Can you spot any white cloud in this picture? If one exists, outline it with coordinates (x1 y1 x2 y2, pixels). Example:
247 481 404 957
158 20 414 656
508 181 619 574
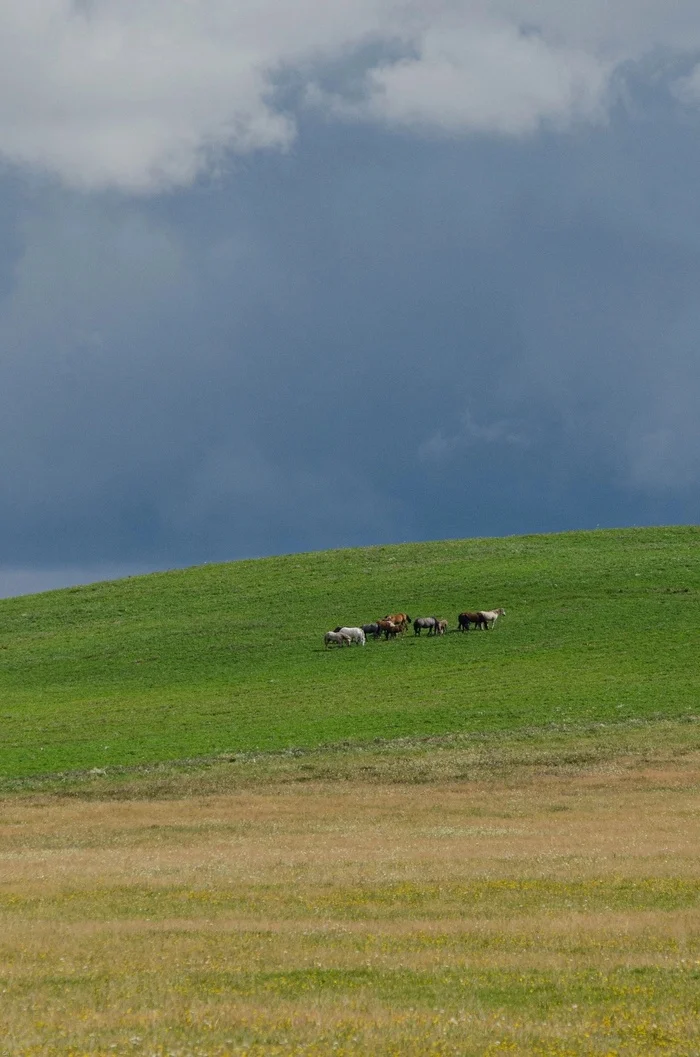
672 64 700 108
2 1 700 192
362 18 610 134
419 412 529 462
0 0 392 191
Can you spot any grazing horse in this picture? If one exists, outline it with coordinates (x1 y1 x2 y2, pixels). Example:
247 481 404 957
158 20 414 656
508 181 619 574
335 626 366 646
413 616 438 636
458 611 486 632
384 613 411 633
377 619 400 640
435 619 448 635
362 623 382 640
324 630 351 648
478 608 506 629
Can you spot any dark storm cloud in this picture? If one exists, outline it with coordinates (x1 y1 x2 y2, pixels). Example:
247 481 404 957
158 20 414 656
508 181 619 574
1 61 700 591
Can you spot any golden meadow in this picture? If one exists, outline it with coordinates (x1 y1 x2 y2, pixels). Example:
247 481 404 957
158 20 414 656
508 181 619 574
2 721 700 1055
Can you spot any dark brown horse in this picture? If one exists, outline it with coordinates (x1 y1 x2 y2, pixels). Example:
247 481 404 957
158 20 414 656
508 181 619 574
458 611 487 632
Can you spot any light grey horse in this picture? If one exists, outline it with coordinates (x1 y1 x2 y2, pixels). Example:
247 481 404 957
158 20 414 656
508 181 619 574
324 630 351 648
478 608 506 629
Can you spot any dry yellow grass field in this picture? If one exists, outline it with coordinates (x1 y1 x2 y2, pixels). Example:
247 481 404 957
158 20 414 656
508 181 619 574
2 723 700 1056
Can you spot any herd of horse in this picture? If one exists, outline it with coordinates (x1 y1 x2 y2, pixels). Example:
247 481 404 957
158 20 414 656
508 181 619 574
324 609 506 648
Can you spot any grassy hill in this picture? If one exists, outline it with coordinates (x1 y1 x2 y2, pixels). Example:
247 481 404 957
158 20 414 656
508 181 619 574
1 525 699 779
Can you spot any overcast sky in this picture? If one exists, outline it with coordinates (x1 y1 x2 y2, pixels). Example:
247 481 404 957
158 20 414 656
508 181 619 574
1 0 699 597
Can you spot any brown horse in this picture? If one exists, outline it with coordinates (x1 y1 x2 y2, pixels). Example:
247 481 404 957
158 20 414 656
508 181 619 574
384 613 411 632
458 611 487 632
377 619 401 640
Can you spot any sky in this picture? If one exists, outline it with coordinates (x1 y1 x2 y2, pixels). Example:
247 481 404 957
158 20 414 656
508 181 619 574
1 0 700 597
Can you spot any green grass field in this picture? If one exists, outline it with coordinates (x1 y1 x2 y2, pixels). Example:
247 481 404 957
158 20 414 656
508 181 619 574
1 525 699 779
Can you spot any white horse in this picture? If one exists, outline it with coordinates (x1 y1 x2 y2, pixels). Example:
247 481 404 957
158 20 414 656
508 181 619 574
478 608 506 629
336 627 366 646
324 630 351 648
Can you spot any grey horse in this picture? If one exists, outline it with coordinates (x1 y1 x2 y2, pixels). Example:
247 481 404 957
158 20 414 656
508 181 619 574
413 616 438 636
